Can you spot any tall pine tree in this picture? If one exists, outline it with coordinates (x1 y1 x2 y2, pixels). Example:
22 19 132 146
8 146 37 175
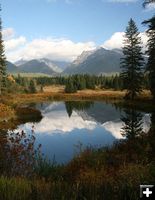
29 79 37 93
0 5 7 95
120 19 144 100
143 17 155 100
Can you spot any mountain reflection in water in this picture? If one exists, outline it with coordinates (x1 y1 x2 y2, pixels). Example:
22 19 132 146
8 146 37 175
16 101 150 163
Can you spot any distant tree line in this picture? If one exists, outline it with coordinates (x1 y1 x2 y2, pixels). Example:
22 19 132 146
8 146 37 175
6 74 124 94
64 74 122 93
35 76 67 86
35 74 150 93
35 74 123 93
14 74 37 93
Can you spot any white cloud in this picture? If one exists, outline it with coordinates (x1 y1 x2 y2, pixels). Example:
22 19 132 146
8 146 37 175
102 31 148 50
4 36 27 52
139 32 148 48
2 28 15 40
102 32 125 49
145 3 155 11
2 28 27 53
5 36 96 62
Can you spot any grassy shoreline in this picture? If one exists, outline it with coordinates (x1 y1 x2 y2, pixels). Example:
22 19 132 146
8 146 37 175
0 88 154 121
0 88 152 104
1 90 125 105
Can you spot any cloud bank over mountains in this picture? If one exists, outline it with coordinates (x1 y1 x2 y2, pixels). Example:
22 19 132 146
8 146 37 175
3 28 96 62
3 27 148 62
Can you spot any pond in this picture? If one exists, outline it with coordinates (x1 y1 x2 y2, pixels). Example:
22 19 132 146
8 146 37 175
9 101 151 164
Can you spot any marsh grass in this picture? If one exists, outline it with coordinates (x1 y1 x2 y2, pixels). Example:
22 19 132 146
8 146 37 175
1 132 155 200
0 103 15 121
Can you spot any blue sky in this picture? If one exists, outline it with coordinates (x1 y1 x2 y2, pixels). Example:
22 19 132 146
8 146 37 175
1 0 155 62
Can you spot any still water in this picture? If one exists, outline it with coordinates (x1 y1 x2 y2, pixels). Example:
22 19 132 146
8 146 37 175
16 101 150 164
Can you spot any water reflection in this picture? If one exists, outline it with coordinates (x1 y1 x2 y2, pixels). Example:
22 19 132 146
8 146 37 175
14 101 151 163
121 109 144 139
65 101 94 117
0 107 42 132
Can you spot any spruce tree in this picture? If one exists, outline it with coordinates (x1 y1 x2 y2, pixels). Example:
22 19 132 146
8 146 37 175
0 6 7 95
143 16 155 100
120 19 144 100
65 78 77 93
29 79 37 93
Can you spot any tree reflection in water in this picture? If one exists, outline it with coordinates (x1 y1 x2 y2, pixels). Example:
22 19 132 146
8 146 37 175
65 101 94 117
121 108 143 139
120 108 147 163
120 107 155 165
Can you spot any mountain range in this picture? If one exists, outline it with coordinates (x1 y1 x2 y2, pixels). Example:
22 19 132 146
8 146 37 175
17 59 58 75
7 59 70 75
6 61 21 73
6 48 124 75
63 47 123 75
